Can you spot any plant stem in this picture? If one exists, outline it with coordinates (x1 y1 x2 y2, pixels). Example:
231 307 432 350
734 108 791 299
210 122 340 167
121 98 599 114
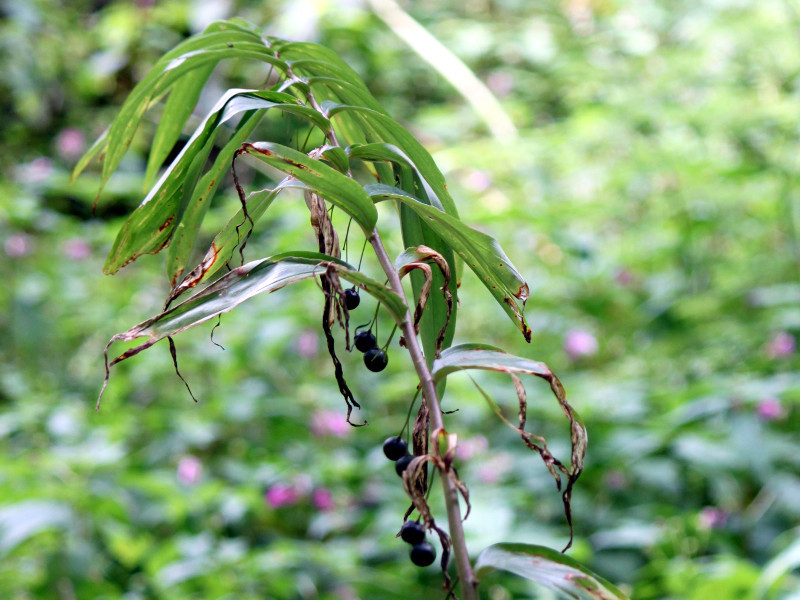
282 57 479 594
369 229 479 599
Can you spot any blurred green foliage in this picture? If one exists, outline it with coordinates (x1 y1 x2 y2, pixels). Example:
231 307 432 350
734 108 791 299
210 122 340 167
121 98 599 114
2 0 800 598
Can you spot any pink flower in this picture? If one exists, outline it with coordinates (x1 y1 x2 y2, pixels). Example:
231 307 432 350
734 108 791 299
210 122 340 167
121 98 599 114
464 170 492 193
63 238 91 261
56 128 86 162
311 487 335 511
294 329 319 358
176 455 203 485
475 453 512 485
756 397 785 421
4 234 33 257
486 71 514 97
766 332 795 359
698 506 727 530
564 329 598 360
265 483 300 509
310 409 351 438
456 435 488 461
16 157 53 183
614 269 634 286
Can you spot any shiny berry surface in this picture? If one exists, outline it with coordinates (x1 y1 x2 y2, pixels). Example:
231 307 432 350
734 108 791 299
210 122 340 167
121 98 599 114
400 520 426 545
344 288 360 310
395 454 413 476
364 347 388 372
354 330 377 353
383 436 408 461
410 542 436 567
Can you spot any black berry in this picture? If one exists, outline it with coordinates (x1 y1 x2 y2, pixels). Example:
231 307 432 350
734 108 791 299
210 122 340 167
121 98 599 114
383 436 408 461
400 520 426 545
364 347 388 372
354 330 377 353
410 542 436 567
344 288 360 310
395 454 413 476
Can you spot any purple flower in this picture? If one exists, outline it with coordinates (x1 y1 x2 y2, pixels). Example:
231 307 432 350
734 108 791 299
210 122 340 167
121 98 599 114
311 487 335 511
310 409 351 438
176 455 203 486
756 397 785 421
265 483 300 509
614 269 634 286
564 329 598 360
766 332 795 359
486 71 514 97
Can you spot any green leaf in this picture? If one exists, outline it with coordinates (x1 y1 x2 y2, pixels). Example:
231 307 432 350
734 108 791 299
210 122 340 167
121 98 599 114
346 141 464 363
239 142 378 231
75 20 282 187
102 90 329 275
164 108 263 287
475 543 629 600
144 62 216 190
367 184 531 341
104 253 405 367
432 343 551 382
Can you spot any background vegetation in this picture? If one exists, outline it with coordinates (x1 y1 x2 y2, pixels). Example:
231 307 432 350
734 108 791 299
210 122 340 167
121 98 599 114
2 0 800 598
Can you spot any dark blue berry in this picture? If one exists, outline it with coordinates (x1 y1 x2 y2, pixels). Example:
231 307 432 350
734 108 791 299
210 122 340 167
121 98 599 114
410 541 436 566
383 436 408 461
344 288 360 310
400 520 426 545
364 347 388 372
354 330 377 353
395 454 413 476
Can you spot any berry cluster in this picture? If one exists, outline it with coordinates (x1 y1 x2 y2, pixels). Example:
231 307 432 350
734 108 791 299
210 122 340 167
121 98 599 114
354 330 388 372
383 437 436 567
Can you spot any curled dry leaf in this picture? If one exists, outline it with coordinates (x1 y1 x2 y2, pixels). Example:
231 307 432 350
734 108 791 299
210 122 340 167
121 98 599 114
395 245 453 357
319 265 363 426
432 344 587 551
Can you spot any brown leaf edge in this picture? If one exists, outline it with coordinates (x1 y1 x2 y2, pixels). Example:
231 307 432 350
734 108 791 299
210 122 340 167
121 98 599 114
468 373 585 552
396 245 453 357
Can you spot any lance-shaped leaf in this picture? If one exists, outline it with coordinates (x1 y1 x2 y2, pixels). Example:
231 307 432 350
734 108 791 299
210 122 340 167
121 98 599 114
99 253 405 404
346 142 459 365
238 142 378 231
103 90 330 275
144 62 216 190
73 20 284 186
475 544 629 600
164 108 263 287
432 343 587 550
368 185 531 341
